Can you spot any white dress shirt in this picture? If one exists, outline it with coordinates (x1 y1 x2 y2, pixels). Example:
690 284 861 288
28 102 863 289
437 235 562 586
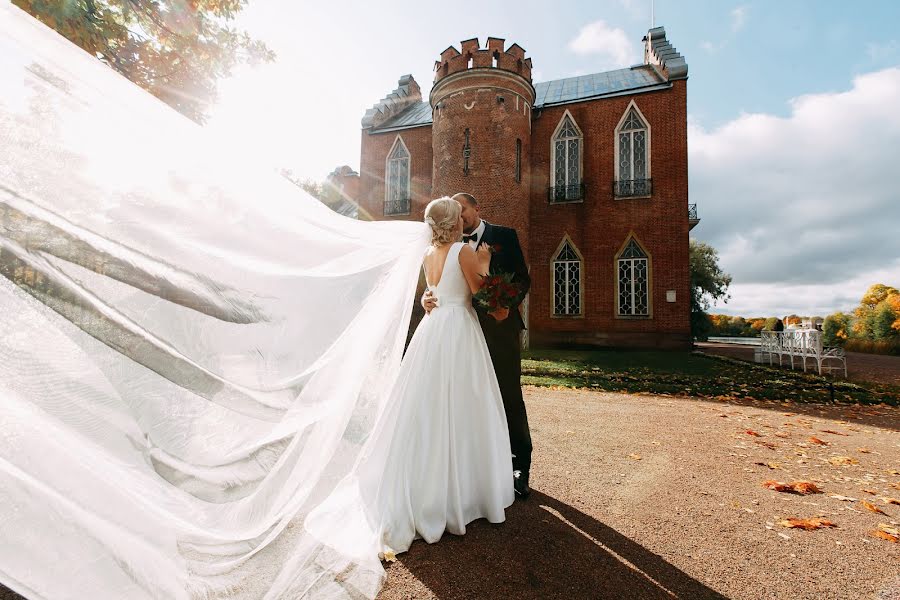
466 220 486 249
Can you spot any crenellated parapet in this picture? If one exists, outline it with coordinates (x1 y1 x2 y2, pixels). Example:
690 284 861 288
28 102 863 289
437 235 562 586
643 27 687 80
361 75 422 130
433 36 533 84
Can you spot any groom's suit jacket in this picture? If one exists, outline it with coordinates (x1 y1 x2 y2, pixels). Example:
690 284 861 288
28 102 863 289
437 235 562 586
474 221 531 331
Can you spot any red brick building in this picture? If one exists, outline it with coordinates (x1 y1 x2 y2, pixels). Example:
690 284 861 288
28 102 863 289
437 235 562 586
332 27 699 350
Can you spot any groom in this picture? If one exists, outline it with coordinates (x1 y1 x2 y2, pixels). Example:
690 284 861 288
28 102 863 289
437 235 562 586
423 192 533 498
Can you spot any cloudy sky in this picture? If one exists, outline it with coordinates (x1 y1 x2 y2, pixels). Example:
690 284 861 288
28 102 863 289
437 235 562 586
206 0 900 318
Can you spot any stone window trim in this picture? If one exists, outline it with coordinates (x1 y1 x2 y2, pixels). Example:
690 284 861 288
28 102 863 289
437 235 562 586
549 110 584 204
614 233 653 319
551 234 585 319
614 100 652 199
384 135 411 216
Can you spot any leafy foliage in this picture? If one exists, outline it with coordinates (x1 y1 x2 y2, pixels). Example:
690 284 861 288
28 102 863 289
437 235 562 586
15 0 274 122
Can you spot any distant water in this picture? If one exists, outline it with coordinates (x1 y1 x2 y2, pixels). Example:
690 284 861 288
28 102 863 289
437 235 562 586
707 336 761 346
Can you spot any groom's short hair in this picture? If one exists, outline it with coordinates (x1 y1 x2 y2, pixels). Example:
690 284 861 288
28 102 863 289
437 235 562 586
452 192 478 207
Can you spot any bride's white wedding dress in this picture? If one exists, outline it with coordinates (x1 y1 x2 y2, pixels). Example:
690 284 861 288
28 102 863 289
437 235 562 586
309 242 514 557
0 7 513 599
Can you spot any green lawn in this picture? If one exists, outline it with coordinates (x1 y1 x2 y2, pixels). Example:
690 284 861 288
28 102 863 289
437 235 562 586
521 349 900 406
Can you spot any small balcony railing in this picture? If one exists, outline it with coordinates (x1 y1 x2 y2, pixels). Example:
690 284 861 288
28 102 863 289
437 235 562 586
384 198 410 216
614 178 652 198
548 183 585 203
688 203 700 230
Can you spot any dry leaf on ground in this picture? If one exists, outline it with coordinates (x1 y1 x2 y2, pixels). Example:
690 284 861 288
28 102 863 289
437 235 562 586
745 430 762 437
859 500 888 515
764 480 823 495
628 453 641 460
821 430 849 436
862 489 878 495
808 436 829 446
870 530 899 543
857 448 872 453
755 461 782 470
829 456 859 466
779 517 837 530
881 497 900 506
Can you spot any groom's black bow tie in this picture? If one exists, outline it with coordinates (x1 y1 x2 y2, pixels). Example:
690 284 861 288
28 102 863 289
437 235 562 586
462 234 478 244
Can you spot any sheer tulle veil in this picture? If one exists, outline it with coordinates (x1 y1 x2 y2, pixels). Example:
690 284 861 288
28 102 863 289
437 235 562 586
0 5 431 598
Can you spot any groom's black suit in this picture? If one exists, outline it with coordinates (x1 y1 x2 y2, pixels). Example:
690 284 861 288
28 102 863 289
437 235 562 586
473 221 533 480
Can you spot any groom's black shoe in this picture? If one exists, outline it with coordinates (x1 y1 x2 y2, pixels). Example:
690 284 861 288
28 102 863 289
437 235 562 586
513 470 530 499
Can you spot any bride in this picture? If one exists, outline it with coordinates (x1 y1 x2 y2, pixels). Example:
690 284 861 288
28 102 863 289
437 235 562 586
307 197 514 560
0 5 513 599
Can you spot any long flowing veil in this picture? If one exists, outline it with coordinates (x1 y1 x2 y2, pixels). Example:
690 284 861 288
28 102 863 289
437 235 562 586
0 5 431 599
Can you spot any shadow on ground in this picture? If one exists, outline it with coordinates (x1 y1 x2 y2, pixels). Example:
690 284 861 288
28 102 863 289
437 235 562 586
379 490 727 600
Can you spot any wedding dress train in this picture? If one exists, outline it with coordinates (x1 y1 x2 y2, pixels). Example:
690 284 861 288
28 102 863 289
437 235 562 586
0 6 512 599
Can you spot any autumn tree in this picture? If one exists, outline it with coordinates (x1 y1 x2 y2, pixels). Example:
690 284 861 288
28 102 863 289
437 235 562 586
823 312 850 346
14 0 274 123
689 240 732 341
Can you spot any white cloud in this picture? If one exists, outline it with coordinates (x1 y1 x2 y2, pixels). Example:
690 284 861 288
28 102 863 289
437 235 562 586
568 20 636 69
731 5 748 33
690 67 900 317
700 40 722 54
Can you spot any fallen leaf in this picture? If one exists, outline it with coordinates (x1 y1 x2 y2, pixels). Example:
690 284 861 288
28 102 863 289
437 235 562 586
829 457 859 466
880 497 900 506
808 437 829 446
628 453 642 460
774 432 791 439
869 530 899 543
755 440 779 450
779 517 837 530
828 494 858 502
878 523 900 536
821 430 849 436
381 550 397 562
859 500 888 515
862 489 878 495
745 430 762 437
891 482 900 490
888 470 900 476
857 448 872 454
764 480 823 495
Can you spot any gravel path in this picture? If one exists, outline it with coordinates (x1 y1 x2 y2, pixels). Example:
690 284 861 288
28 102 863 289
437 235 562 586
696 341 900 387
3 387 898 600
378 387 900 600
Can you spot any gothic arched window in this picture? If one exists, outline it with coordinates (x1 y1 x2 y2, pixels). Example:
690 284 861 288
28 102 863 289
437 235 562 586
385 137 410 215
615 103 651 197
550 113 583 202
552 237 583 316
617 237 650 317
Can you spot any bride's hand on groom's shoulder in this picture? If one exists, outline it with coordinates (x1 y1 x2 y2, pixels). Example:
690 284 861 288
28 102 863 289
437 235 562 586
422 289 438 314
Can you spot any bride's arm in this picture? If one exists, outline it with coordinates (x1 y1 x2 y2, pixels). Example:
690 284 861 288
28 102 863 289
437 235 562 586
458 244 490 294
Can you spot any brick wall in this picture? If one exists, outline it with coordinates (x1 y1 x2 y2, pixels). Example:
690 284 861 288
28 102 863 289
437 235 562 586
358 125 434 221
527 80 690 349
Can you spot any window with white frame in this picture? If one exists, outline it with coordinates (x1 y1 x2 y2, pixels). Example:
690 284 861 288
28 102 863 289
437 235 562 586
615 106 650 197
553 239 582 316
385 138 410 215
551 114 582 202
617 238 649 316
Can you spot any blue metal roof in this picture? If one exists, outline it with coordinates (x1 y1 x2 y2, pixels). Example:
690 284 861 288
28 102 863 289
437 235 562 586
533 65 666 107
369 65 668 133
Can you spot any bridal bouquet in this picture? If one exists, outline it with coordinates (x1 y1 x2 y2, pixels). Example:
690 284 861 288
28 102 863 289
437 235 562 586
474 271 519 312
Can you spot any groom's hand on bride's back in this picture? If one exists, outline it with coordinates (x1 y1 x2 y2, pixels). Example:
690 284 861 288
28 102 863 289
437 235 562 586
422 289 438 314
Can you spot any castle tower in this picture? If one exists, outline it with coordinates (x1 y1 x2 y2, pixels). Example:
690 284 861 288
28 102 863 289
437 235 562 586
430 37 535 258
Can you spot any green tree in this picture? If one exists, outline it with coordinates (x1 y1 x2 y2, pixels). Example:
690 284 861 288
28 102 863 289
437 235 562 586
823 312 850 346
690 240 732 341
15 0 274 123
872 302 898 340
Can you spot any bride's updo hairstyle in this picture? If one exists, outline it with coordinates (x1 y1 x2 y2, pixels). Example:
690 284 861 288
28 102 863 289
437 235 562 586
424 197 461 246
